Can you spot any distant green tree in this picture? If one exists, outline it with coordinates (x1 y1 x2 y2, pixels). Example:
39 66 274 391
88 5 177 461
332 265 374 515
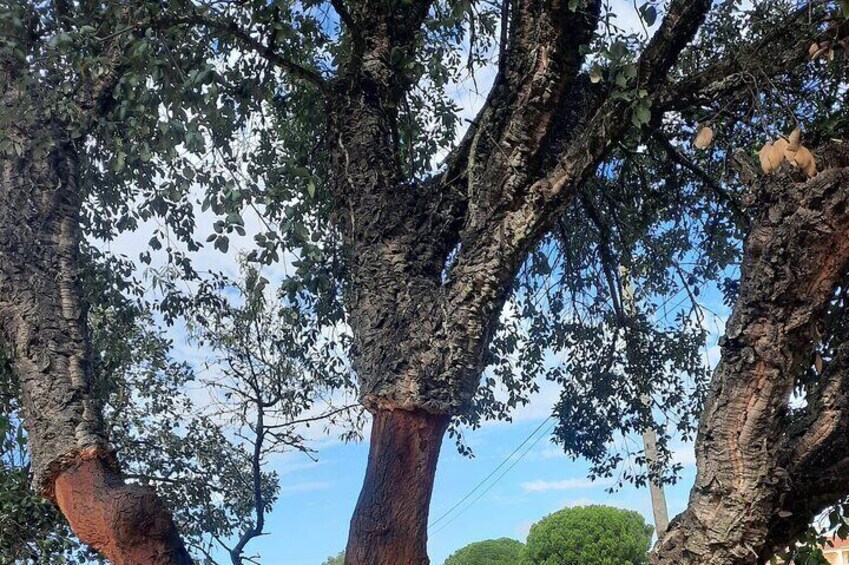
521 505 652 565
322 551 345 565
444 538 524 565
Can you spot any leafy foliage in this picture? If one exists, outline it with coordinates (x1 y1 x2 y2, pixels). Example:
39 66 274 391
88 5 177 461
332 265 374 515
181 263 363 560
521 505 652 565
443 537 524 565
322 552 345 565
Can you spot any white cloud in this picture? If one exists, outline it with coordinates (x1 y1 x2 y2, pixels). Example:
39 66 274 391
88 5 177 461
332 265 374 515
516 521 534 541
278 480 333 494
559 497 603 508
537 446 566 460
671 444 696 468
520 478 610 493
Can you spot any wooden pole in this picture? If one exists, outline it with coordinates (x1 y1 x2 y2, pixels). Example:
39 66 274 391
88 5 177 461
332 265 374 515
619 266 670 535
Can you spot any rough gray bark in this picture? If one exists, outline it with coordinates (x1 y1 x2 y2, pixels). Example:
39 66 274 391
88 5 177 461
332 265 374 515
0 7 194 560
0 125 192 564
330 0 716 413
651 147 849 565
0 132 104 494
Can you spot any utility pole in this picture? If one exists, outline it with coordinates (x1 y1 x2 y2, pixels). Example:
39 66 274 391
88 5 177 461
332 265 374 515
619 266 670 536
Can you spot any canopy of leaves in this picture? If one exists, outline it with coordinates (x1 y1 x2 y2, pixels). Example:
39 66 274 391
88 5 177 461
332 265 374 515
443 537 524 565
520 505 652 565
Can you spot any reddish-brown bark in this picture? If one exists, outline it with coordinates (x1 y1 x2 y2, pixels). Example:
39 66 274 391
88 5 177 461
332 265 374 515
345 409 449 565
54 453 192 565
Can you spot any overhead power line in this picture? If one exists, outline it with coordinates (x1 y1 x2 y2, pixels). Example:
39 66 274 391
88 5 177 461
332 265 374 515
429 417 556 536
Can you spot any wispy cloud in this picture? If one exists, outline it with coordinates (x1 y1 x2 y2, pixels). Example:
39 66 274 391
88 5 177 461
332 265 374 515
516 521 534 540
671 445 696 468
560 497 602 508
520 478 609 493
536 446 565 460
278 481 333 494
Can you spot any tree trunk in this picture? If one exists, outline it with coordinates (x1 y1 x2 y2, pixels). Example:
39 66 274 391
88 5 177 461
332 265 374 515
0 133 191 564
345 409 450 565
55 456 192 565
652 156 849 565
641 415 669 536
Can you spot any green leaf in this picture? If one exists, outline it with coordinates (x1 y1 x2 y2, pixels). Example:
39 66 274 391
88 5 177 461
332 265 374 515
609 40 628 61
139 144 151 162
214 236 230 253
615 72 628 88
640 4 657 27
632 106 650 127
112 151 126 172
226 212 244 226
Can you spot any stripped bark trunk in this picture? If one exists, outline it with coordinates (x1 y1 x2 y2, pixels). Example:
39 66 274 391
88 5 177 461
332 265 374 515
651 150 849 564
345 409 449 565
0 131 191 565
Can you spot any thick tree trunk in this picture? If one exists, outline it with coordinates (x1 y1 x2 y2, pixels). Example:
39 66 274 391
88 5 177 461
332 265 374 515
55 456 191 565
652 156 849 565
0 134 191 564
330 1 711 562
345 409 449 565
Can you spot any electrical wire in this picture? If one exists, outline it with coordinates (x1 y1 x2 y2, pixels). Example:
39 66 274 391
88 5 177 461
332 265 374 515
428 418 557 536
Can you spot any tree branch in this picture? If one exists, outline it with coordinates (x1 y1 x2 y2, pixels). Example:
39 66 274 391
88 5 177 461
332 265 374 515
174 13 327 91
444 0 711 301
657 2 825 112
652 131 748 228
329 0 358 37
229 403 265 565
74 6 136 118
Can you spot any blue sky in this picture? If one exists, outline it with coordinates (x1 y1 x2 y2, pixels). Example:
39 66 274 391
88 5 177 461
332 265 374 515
242 407 699 565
